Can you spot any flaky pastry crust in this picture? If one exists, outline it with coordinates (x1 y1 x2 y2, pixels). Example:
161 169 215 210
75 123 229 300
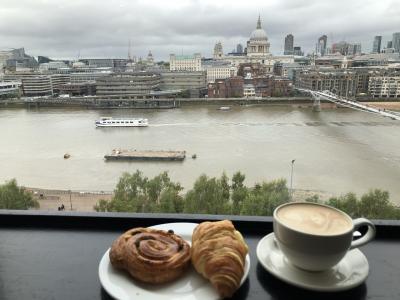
109 227 191 284
191 220 248 298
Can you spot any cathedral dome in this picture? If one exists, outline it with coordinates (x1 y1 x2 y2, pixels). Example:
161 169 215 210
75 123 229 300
250 29 268 40
249 15 268 41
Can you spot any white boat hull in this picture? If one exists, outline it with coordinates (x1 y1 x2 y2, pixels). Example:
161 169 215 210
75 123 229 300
95 118 148 127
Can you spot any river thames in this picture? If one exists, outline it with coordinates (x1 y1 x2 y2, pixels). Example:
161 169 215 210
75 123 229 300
1 105 400 204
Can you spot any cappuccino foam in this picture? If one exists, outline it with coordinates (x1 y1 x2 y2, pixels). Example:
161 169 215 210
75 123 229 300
276 203 352 235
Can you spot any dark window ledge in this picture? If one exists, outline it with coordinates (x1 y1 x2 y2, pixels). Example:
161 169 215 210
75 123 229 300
1 210 400 300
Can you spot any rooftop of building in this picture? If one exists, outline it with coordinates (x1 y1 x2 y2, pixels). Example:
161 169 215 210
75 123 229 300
170 54 201 60
352 53 400 61
202 60 232 67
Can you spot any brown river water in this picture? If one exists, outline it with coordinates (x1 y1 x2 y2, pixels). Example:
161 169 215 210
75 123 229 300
1 105 399 204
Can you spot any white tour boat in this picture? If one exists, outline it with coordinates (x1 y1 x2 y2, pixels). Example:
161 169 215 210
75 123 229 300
95 117 149 127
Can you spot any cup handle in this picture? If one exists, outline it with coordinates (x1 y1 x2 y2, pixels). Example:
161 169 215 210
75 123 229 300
349 218 376 250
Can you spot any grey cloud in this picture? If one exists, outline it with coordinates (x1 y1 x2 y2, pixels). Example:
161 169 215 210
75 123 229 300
0 0 399 60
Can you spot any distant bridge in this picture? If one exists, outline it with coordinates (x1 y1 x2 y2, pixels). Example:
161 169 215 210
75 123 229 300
296 88 400 121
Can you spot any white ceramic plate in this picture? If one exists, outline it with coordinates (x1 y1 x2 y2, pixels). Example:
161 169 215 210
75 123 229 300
256 233 369 292
99 222 251 300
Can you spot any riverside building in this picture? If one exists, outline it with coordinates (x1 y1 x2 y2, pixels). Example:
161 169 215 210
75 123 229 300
160 71 207 97
207 76 244 98
369 71 400 98
20 74 70 96
95 72 161 98
295 70 357 97
70 71 111 84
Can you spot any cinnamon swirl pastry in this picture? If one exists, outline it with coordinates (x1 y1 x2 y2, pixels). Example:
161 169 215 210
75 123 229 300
109 227 191 284
191 220 248 298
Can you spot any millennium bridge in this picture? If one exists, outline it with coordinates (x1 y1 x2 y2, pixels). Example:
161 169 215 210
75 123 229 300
296 88 400 121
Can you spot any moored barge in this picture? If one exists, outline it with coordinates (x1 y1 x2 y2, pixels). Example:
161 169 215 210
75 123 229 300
104 149 186 161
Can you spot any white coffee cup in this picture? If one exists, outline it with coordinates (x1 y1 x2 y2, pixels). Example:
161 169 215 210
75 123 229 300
273 202 376 271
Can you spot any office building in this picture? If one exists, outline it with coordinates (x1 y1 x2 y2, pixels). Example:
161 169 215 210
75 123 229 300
369 72 400 98
284 34 294 55
317 35 328 56
22 76 53 96
160 71 206 91
96 72 161 97
70 71 111 84
236 44 243 54
293 46 304 56
331 41 362 56
372 36 382 53
273 62 303 80
20 74 70 96
353 43 362 55
295 70 357 97
352 52 400 67
393 32 400 52
58 82 96 96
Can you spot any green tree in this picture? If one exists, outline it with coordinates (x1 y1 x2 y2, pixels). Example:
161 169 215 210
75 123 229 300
184 173 231 214
240 178 289 216
358 189 396 219
93 199 109 212
327 193 359 217
231 172 248 215
95 171 182 213
326 190 400 220
159 188 184 213
0 179 39 210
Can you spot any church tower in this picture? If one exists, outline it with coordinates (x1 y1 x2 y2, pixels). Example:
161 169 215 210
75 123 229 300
213 41 223 59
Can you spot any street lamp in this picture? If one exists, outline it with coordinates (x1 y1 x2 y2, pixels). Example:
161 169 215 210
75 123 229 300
69 190 72 210
290 159 296 201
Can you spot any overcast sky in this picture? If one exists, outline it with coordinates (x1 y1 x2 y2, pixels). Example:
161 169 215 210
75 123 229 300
1 0 399 60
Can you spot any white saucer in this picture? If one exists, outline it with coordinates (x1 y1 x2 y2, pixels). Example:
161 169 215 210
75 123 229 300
99 222 251 300
256 233 369 292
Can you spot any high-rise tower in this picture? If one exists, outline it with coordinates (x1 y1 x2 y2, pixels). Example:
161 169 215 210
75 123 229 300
317 35 327 56
284 34 294 55
372 36 382 53
393 32 400 52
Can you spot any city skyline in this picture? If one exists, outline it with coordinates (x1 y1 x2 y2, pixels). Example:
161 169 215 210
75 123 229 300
0 0 399 60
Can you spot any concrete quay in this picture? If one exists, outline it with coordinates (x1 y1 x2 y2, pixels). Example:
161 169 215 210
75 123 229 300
0 96 313 109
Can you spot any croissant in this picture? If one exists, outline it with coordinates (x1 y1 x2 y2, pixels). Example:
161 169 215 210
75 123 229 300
191 220 249 298
109 227 191 284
